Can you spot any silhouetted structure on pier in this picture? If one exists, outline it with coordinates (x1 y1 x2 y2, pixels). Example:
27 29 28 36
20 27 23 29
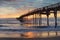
17 2 60 28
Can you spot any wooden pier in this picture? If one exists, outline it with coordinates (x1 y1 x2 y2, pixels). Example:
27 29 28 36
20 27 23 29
17 2 60 28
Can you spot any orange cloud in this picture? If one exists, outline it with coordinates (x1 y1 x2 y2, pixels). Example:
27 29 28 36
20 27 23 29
0 7 60 18
0 8 35 18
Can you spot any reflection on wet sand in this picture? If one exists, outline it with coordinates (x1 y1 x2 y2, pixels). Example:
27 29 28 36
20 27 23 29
23 32 37 38
21 31 60 38
0 31 60 38
0 33 20 38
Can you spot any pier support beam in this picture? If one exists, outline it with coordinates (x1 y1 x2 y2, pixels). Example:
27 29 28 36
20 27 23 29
33 14 35 26
35 14 37 26
47 14 49 26
39 13 42 26
54 10 57 28
46 10 50 26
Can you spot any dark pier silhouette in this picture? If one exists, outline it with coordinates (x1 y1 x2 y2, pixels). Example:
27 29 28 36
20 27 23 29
17 2 60 28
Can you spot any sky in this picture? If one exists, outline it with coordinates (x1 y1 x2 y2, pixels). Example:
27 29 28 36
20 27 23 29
0 0 60 18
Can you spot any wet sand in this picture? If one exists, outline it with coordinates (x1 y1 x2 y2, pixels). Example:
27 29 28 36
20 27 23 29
0 36 60 40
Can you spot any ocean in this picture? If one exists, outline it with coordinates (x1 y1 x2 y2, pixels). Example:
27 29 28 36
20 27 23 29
0 18 60 38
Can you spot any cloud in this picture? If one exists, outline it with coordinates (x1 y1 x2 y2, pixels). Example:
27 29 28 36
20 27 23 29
0 7 17 14
0 0 15 1
0 6 35 18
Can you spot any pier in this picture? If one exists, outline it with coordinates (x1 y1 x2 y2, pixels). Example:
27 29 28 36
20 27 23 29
17 2 60 28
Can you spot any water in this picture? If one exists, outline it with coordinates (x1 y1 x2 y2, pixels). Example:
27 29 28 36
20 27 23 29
0 18 60 38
